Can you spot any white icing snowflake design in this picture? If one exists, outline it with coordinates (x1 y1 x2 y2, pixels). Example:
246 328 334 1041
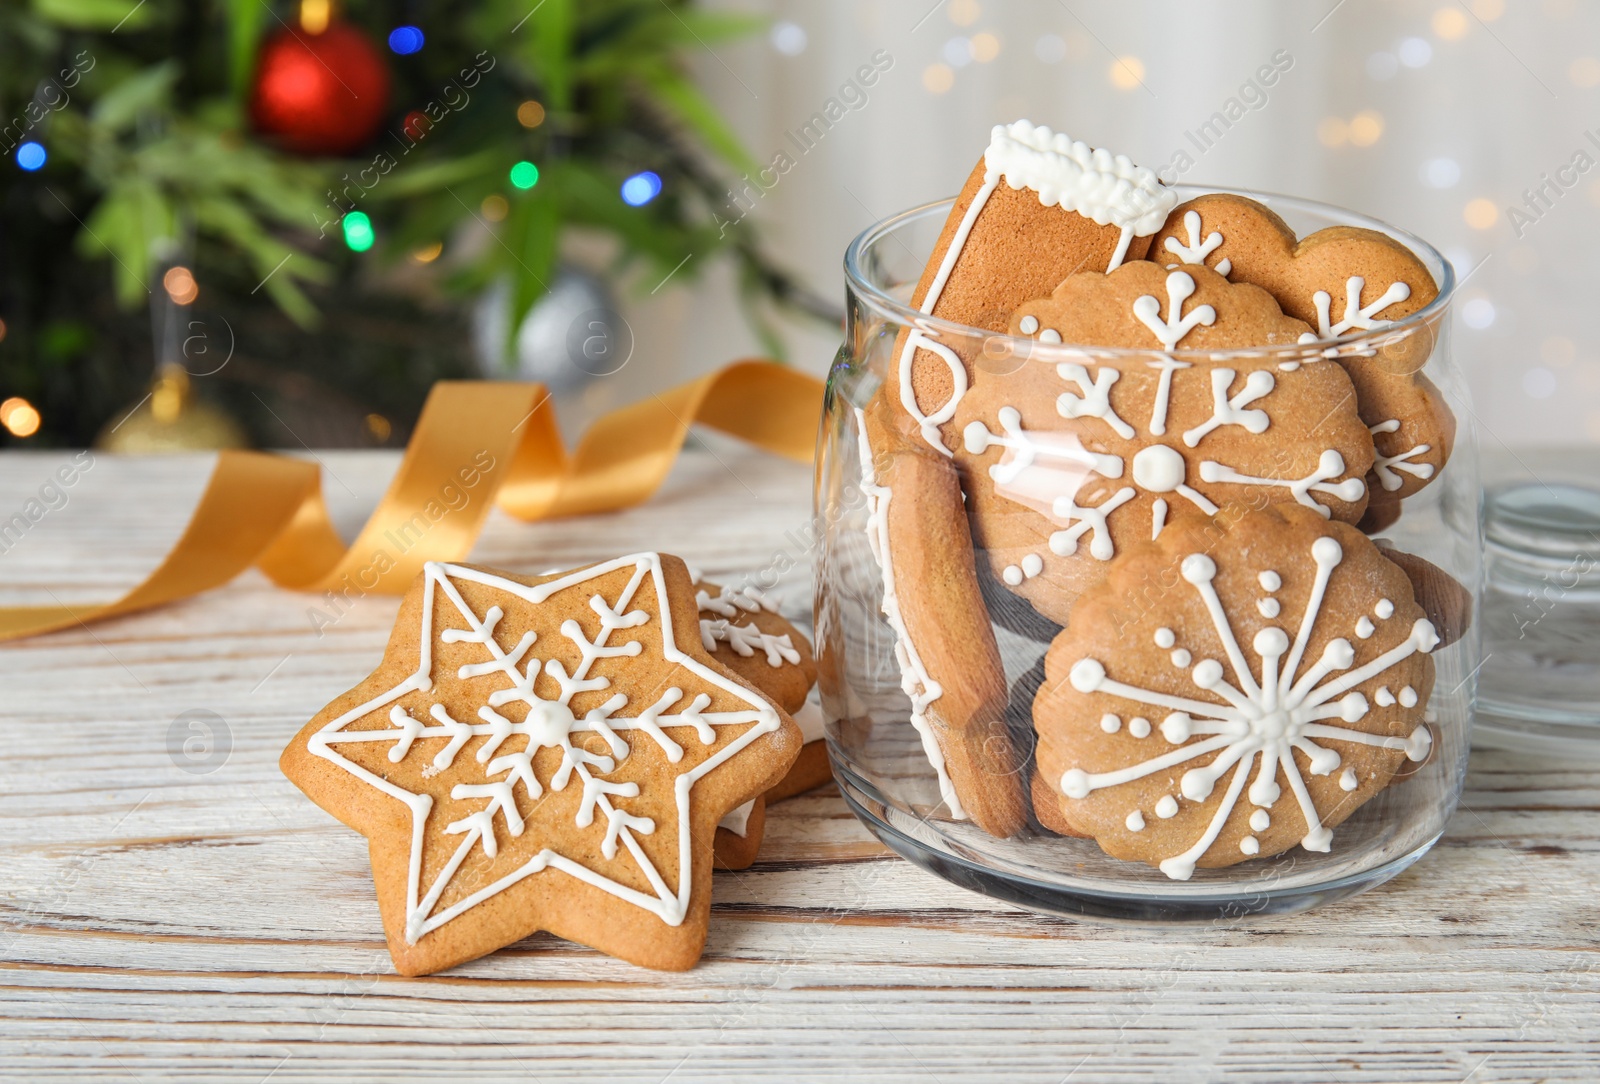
306 556 781 943
1060 535 1437 880
963 270 1367 578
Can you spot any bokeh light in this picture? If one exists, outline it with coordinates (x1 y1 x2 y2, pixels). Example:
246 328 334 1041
163 266 199 305
1398 37 1433 67
411 241 443 264
1035 34 1066 64
1570 57 1600 87
971 32 1001 63
1432 7 1469 40
510 161 540 189
403 111 431 141
1109 56 1145 90
770 21 807 55
621 171 662 207
16 142 45 171
481 194 509 222
922 63 954 94
948 0 980 27
1464 198 1499 229
1462 297 1497 329
1421 157 1461 188
1523 366 1556 398
1348 110 1385 146
364 413 393 442
299 0 329 34
342 211 375 252
388 26 424 55
0 397 40 438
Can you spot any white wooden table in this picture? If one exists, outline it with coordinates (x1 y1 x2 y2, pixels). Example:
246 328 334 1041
1 447 1596 1083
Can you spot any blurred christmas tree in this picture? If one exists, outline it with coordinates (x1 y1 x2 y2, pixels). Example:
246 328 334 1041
0 0 830 448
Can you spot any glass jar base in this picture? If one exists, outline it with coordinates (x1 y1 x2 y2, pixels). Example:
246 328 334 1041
833 753 1443 926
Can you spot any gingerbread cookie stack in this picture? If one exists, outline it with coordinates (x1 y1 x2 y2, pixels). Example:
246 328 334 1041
854 121 1467 878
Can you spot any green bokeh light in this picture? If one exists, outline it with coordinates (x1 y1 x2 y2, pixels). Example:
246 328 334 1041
509 160 540 189
342 211 375 252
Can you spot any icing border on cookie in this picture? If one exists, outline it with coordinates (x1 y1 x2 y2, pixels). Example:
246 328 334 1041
855 408 965 818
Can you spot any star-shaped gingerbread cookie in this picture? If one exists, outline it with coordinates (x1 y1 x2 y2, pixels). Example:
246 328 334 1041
280 554 801 974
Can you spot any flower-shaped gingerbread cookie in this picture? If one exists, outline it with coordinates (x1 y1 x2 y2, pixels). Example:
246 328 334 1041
1148 194 1454 505
280 555 800 974
953 262 1375 625
1034 506 1437 879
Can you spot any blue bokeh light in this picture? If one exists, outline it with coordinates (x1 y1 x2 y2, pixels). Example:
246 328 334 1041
388 26 425 55
16 142 46 171
620 171 662 207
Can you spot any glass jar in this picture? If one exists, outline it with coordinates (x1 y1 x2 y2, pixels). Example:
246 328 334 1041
815 187 1481 921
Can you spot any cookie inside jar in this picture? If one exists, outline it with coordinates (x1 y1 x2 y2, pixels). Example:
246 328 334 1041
842 120 1470 890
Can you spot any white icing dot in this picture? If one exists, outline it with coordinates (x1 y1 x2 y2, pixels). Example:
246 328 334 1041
1375 686 1396 707
1019 314 1040 335
1399 685 1418 707
1240 836 1260 855
1339 768 1359 791
1355 616 1376 639
1153 627 1176 649
1155 795 1179 819
1021 553 1044 577
1160 713 1192 743
1192 659 1224 688
1126 810 1145 832
1002 565 1024 586
1170 648 1192 668
1258 570 1281 591
1061 769 1091 799
1253 627 1289 656
1131 444 1188 493
1375 598 1395 619
1070 659 1106 692
1129 717 1152 738
1257 597 1281 618
1100 713 1122 734
1039 328 1062 343
1181 554 1217 584
1249 809 1270 832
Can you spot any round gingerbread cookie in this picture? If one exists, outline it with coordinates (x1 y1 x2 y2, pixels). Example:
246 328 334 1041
1034 505 1438 880
1147 193 1455 514
953 262 1375 625
879 121 1176 455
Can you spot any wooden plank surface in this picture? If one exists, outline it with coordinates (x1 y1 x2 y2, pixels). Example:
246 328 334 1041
0 447 1596 1083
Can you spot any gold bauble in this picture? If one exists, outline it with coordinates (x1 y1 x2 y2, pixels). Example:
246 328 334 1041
97 365 249 453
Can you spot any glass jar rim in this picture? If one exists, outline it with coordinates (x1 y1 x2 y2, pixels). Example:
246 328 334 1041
842 183 1458 363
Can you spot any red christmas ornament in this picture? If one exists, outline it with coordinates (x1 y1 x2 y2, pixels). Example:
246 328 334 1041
249 22 391 156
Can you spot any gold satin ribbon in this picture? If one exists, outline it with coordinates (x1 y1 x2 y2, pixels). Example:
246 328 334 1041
0 360 823 641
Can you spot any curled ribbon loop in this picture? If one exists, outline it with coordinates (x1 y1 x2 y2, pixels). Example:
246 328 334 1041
0 360 823 641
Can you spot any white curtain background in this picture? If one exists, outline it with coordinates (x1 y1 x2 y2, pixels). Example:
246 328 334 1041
600 0 1597 451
